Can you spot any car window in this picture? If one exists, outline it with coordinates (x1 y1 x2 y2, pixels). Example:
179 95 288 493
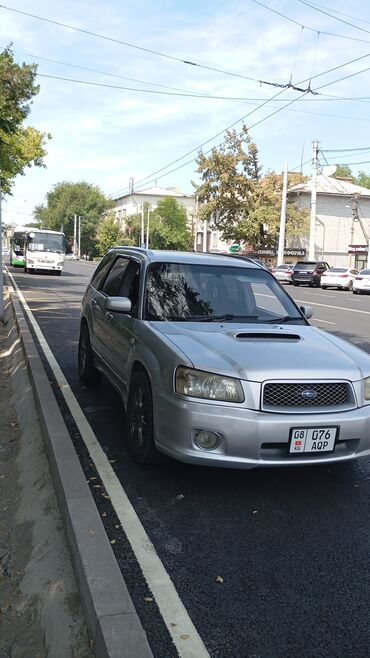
121 261 141 317
101 257 130 296
144 263 300 322
294 262 315 271
90 252 115 289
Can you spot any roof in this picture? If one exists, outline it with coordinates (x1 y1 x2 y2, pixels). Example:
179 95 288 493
109 247 261 268
289 175 370 197
114 186 194 201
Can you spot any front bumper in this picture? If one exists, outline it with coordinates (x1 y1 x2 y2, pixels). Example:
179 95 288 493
154 389 370 469
27 264 63 271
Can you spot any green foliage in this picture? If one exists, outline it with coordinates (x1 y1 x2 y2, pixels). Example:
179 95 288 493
34 181 113 256
0 45 39 134
194 126 260 241
334 165 370 190
125 198 193 250
194 125 307 248
150 198 193 250
355 171 370 190
334 164 353 179
0 46 50 195
96 212 127 256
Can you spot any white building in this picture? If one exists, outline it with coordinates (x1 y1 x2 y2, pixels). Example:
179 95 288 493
289 175 370 269
113 186 196 223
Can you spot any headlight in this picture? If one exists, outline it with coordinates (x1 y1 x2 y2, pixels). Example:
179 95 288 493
364 377 370 400
57 262 64 266
175 367 244 402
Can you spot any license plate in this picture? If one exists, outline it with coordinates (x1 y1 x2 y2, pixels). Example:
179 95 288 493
289 427 338 454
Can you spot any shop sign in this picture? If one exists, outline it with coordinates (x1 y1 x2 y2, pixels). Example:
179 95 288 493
348 245 368 254
254 248 306 257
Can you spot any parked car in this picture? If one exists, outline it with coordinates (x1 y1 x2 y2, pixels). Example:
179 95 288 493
321 267 359 290
353 268 370 294
292 261 331 287
271 264 294 284
78 247 370 469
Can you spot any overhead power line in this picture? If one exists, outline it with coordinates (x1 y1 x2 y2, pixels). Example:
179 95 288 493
249 0 370 44
0 3 284 86
296 0 370 35
109 56 370 196
322 147 370 152
35 51 370 105
304 2 370 26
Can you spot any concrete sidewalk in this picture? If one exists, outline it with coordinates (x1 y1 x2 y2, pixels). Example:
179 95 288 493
0 295 93 658
0 287 153 658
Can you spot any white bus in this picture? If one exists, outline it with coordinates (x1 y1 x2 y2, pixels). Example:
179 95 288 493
24 228 66 275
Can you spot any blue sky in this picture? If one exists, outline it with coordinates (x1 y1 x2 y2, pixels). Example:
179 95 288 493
1 0 370 226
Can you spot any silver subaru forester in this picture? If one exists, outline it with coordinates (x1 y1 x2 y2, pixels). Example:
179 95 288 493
78 247 370 468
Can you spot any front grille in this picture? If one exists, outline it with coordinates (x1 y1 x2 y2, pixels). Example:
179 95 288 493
263 382 352 410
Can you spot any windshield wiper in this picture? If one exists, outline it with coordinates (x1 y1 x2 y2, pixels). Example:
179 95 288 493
265 315 304 324
172 314 260 322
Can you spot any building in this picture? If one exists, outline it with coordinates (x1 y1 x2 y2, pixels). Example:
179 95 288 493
113 186 196 223
289 175 370 269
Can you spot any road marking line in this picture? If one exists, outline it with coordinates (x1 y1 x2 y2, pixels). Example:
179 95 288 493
296 299 370 315
313 318 336 325
9 272 210 658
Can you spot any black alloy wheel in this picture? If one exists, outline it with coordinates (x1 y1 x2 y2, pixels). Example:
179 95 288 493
78 323 101 384
126 370 163 464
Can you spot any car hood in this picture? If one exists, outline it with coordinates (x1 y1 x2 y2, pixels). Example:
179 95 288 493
153 322 370 382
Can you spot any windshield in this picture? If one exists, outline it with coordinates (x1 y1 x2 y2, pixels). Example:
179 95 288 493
27 232 65 254
294 262 316 271
144 263 305 323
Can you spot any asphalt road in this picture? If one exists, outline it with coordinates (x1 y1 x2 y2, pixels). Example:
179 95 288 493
8 261 370 658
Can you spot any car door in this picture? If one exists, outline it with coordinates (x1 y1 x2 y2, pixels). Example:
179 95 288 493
90 256 131 367
100 259 141 395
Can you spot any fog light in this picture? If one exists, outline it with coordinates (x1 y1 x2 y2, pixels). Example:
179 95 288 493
194 430 220 450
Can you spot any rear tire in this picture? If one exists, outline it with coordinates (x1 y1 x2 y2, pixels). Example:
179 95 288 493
293 282 299 287
78 323 101 384
126 370 163 464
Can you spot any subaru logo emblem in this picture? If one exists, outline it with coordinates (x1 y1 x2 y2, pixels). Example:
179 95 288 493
301 389 318 400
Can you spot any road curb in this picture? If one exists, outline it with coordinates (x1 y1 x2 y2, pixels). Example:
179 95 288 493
10 290 153 658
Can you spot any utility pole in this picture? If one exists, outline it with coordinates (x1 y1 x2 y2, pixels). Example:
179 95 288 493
146 206 150 248
140 204 145 247
73 213 77 257
309 140 319 260
277 163 288 266
78 216 81 259
203 218 208 252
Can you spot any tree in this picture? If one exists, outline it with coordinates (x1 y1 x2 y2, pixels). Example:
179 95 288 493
194 126 260 242
0 46 50 195
125 198 193 250
333 164 353 180
194 125 307 248
34 181 113 256
96 212 129 256
150 198 193 250
355 171 370 190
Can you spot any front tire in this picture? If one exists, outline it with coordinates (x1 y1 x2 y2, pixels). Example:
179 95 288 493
126 370 162 464
78 323 101 384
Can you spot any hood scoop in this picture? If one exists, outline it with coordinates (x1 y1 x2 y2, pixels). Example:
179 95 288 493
234 332 301 341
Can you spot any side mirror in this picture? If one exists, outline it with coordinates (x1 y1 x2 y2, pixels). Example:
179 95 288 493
106 297 132 313
300 305 313 319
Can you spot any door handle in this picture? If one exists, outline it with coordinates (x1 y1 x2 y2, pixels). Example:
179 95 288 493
106 312 114 321
92 299 102 312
